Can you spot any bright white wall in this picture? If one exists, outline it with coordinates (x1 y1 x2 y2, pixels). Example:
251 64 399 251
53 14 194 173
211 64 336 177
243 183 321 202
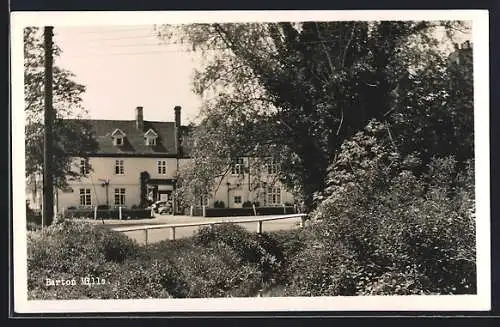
57 156 178 210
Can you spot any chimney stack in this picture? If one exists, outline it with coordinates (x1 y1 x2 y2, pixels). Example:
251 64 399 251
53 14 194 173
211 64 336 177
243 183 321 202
135 106 144 131
174 106 181 128
174 106 182 155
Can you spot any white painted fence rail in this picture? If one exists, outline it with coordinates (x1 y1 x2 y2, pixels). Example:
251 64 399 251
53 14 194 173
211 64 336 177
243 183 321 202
111 214 307 245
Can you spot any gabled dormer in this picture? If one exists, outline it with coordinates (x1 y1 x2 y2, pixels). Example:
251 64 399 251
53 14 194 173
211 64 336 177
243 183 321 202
144 128 158 146
111 128 126 146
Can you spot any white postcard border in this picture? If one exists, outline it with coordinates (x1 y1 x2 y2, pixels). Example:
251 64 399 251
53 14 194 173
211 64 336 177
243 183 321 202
11 9 491 313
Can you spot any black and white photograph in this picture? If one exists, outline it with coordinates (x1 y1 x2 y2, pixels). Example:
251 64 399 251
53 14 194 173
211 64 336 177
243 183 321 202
11 10 490 313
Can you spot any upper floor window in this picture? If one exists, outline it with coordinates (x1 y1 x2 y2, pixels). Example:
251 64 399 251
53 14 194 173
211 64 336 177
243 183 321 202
115 159 124 175
144 129 158 146
146 137 157 146
267 186 281 206
157 160 167 175
111 128 126 147
80 158 90 175
231 157 244 175
266 157 279 175
79 188 91 206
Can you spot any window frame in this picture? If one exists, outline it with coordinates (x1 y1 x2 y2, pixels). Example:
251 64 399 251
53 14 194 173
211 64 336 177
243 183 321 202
79 188 91 206
231 157 245 175
146 137 157 146
115 159 125 175
234 195 242 204
114 188 126 206
157 160 167 175
266 157 279 175
114 136 123 146
79 158 90 175
267 186 281 206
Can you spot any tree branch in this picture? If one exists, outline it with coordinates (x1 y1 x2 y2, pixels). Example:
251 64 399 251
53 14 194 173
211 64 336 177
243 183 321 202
341 23 357 69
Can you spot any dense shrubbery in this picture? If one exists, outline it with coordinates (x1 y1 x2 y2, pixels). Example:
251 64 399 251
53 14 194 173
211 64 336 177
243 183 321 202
284 121 476 296
173 244 262 297
27 221 142 298
195 224 285 283
28 132 476 300
27 221 287 299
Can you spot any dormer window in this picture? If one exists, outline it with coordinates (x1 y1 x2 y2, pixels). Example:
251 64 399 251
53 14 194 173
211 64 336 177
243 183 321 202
111 128 126 147
144 128 158 146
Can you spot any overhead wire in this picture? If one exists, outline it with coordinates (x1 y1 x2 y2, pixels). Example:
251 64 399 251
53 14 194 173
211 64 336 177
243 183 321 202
62 27 156 35
54 29 356 59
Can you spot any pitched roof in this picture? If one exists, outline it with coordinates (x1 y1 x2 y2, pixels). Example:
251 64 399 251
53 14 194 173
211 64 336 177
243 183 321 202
68 119 183 156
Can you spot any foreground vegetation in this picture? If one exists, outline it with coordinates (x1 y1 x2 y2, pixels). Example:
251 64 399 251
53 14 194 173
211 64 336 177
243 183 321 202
28 150 475 300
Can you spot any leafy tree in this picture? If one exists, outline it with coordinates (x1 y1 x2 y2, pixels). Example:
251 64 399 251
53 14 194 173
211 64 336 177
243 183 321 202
387 34 474 166
24 27 98 189
175 120 284 207
282 119 475 296
156 21 470 210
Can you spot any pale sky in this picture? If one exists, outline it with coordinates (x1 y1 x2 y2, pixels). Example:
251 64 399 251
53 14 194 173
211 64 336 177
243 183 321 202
53 25 204 124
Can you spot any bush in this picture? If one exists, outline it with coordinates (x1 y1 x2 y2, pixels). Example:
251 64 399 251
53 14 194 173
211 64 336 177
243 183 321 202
285 245 363 296
242 201 253 208
27 221 191 300
195 224 283 283
172 244 262 297
241 201 261 208
290 123 476 296
27 221 271 299
64 208 152 219
27 221 41 231
64 208 94 219
204 206 295 217
262 229 310 273
111 259 187 299
213 200 225 208
28 221 140 278
26 202 42 230
28 258 187 300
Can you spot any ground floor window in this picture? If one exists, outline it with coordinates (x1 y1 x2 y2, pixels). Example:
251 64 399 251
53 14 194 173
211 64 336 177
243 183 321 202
114 188 126 206
267 187 281 206
234 195 242 204
79 188 91 206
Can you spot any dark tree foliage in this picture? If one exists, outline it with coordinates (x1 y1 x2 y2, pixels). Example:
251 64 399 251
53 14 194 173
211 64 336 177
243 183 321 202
139 171 151 208
157 21 471 210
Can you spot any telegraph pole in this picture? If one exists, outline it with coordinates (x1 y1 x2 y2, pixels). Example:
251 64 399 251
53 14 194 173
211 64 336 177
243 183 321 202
42 26 54 227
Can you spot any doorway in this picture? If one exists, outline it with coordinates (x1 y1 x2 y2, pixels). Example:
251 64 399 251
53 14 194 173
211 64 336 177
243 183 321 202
158 190 172 202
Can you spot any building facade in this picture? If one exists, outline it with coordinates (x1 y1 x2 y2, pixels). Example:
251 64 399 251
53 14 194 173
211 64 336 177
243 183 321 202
26 106 296 213
208 157 295 208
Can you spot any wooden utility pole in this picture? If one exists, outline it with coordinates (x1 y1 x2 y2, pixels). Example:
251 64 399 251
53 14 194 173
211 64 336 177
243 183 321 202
42 26 54 227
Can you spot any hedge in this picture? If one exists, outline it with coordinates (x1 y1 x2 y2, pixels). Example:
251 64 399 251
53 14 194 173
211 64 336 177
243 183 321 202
65 208 152 219
201 206 296 217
